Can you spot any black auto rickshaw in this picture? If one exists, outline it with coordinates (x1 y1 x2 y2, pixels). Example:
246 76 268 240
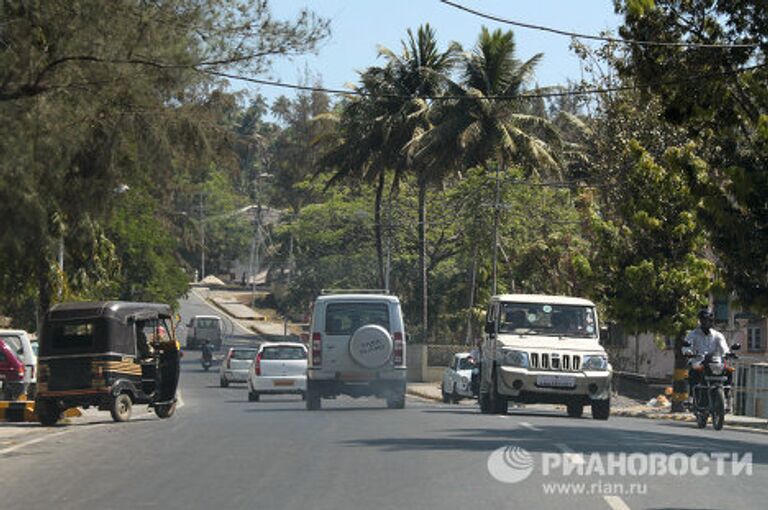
35 301 181 425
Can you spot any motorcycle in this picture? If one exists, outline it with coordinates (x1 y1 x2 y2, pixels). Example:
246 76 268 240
201 349 213 371
684 342 740 431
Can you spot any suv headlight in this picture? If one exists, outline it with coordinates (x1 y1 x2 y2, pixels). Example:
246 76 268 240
582 355 608 371
502 349 529 368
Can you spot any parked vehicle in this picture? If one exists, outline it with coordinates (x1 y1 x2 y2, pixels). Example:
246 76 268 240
0 329 37 398
248 343 307 401
305 291 407 410
0 339 26 400
685 345 740 430
480 294 612 420
186 315 223 350
441 352 478 404
220 347 258 387
35 301 181 425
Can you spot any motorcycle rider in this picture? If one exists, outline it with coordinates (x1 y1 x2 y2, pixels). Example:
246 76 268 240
683 308 730 406
201 339 214 362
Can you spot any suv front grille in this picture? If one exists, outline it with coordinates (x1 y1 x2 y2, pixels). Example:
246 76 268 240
529 352 581 372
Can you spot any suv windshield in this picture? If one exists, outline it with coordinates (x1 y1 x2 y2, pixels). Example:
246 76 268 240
325 302 390 335
498 303 597 338
457 358 475 370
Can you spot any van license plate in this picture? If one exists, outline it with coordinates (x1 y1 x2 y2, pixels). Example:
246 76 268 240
273 379 294 387
536 375 576 388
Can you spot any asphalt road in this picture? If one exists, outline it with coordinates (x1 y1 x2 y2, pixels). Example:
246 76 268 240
2 293 767 510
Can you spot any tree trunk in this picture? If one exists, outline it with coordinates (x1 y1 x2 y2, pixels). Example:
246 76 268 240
671 330 688 413
374 171 386 289
418 173 428 343
491 163 501 295
465 243 478 344
36 251 53 334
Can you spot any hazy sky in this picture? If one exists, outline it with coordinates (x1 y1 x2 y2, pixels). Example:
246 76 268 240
255 1 623 105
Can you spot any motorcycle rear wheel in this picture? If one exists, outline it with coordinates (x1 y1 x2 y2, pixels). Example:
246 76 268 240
695 412 708 429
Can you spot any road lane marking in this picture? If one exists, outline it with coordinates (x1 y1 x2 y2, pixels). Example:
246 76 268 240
603 495 632 510
555 443 585 465
519 421 541 431
0 429 69 456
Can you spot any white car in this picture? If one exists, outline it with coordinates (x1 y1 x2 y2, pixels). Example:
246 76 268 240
247 343 308 401
220 347 258 387
305 292 407 410
0 330 37 398
441 353 478 404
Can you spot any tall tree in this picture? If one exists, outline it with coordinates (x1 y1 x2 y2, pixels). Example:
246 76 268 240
413 26 562 332
378 25 460 342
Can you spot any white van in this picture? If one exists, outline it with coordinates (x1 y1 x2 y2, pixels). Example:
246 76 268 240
479 294 612 419
305 292 407 410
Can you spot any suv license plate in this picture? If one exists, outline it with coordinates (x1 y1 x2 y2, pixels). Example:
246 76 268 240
273 379 294 387
536 375 576 388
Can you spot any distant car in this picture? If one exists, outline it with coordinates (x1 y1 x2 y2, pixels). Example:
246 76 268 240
441 353 478 404
0 330 37 399
220 347 258 387
247 343 307 401
186 315 223 350
0 339 27 400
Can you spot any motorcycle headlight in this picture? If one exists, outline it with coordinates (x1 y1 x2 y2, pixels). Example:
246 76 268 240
583 355 608 371
502 349 529 368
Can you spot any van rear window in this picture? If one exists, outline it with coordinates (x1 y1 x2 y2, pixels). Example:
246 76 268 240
196 319 220 329
325 303 390 335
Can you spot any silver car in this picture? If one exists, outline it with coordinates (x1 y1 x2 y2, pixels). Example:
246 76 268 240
219 347 258 387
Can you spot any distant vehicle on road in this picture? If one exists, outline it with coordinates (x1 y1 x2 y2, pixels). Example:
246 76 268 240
441 352 478 404
220 347 258 387
248 343 307 401
480 294 612 420
0 329 37 398
186 315 223 350
0 339 26 400
35 301 181 425
305 291 407 410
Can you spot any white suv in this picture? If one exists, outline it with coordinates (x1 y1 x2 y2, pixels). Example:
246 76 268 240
480 294 612 420
305 292 407 410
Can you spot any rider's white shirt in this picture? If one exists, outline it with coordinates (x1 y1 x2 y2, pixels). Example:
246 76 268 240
684 327 729 364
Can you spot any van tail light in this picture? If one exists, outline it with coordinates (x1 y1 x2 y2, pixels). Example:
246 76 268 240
393 332 404 366
311 332 322 367
254 353 262 376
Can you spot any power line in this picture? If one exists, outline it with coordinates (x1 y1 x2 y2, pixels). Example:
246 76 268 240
201 63 767 101
439 0 760 49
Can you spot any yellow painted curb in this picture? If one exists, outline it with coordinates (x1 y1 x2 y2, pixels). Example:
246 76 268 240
0 401 82 422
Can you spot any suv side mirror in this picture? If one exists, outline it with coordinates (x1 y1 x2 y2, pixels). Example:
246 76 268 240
599 326 610 345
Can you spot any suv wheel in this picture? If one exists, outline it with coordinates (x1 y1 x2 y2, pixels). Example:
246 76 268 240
591 398 610 420
306 383 321 410
489 368 508 414
386 394 405 409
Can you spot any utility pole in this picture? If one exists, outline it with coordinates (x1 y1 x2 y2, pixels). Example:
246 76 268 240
199 192 205 281
492 163 501 295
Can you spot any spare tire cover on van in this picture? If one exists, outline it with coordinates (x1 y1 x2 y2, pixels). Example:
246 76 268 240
348 325 393 369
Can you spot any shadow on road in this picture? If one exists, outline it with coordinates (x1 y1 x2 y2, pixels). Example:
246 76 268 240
340 422 768 464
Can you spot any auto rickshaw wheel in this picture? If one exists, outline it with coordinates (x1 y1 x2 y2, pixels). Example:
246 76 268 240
110 393 133 422
154 402 176 419
36 400 62 426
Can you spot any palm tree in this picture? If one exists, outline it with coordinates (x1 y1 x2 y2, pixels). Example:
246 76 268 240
408 27 563 346
413 27 562 298
377 24 460 342
314 65 409 290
